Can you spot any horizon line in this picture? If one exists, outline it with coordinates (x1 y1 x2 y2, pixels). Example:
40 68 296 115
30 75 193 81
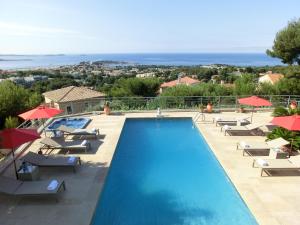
0 51 268 56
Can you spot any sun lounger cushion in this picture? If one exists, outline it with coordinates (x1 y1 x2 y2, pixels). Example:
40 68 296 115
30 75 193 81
266 137 289 148
245 123 263 130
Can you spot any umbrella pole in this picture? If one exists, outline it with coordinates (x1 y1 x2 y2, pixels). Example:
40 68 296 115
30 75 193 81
11 149 19 180
43 119 47 137
251 107 254 123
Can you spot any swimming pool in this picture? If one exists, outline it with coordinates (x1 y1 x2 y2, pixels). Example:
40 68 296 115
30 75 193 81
92 118 257 225
47 117 91 130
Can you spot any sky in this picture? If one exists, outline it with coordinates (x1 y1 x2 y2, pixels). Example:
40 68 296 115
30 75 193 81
0 0 299 54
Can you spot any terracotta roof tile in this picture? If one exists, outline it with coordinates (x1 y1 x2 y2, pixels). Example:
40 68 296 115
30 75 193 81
259 73 284 84
161 76 200 88
267 74 284 83
43 86 105 103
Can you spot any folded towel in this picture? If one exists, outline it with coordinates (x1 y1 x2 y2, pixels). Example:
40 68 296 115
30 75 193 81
68 156 76 163
81 140 88 146
47 180 59 191
91 128 99 134
56 131 63 137
223 125 231 130
256 158 269 167
240 141 250 149
271 147 282 153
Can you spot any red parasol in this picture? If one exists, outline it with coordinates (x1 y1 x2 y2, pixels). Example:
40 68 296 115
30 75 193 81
271 115 300 131
19 105 63 135
238 96 272 107
18 105 63 120
238 96 272 122
271 115 300 150
0 129 40 179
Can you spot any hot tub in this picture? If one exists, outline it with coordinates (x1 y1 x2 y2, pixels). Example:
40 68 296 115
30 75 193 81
47 117 91 130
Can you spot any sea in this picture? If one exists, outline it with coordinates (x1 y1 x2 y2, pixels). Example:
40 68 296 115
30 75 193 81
0 53 283 70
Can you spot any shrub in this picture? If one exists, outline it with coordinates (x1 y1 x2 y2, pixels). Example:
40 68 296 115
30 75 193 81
267 127 300 150
272 106 289 116
5 116 19 128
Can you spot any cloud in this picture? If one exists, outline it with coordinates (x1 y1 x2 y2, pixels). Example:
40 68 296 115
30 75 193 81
0 21 96 40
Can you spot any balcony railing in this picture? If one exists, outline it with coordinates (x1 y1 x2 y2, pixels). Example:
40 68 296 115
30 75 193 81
83 95 300 113
15 95 300 129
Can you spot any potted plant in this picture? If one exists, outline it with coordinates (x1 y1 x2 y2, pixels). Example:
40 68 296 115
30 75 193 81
206 102 213 113
199 104 205 113
290 100 297 110
239 105 245 113
103 101 111 115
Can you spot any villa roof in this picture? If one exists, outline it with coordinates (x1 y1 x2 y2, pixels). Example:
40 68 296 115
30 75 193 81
161 76 200 88
260 73 284 84
43 86 105 103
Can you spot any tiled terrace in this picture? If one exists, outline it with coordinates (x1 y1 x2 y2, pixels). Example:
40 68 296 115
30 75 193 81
0 111 300 225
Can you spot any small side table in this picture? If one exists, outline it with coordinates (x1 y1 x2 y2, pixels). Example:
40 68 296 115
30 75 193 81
17 165 40 181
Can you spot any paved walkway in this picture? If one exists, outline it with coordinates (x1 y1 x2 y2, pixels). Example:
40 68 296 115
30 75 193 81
0 111 299 225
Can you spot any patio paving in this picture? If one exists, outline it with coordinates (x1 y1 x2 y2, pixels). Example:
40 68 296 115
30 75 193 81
0 111 299 225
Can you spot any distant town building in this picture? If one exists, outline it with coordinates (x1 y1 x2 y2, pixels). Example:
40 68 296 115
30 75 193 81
8 77 25 85
136 72 156 78
258 71 284 85
6 75 48 87
43 86 105 114
160 76 200 93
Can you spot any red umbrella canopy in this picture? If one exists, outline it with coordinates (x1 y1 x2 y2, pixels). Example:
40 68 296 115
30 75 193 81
238 96 272 107
0 128 41 149
18 105 63 120
271 115 300 131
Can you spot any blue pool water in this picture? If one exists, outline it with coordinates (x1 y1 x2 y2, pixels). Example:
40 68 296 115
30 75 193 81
47 117 91 130
92 118 257 225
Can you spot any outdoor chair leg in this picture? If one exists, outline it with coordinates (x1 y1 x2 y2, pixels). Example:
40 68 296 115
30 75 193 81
62 181 66 191
252 159 256 167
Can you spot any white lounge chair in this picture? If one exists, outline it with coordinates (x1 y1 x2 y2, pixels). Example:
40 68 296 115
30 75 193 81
21 152 81 172
57 125 99 139
237 137 289 156
253 157 300 176
213 116 250 126
40 137 91 153
0 176 66 199
222 123 264 136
